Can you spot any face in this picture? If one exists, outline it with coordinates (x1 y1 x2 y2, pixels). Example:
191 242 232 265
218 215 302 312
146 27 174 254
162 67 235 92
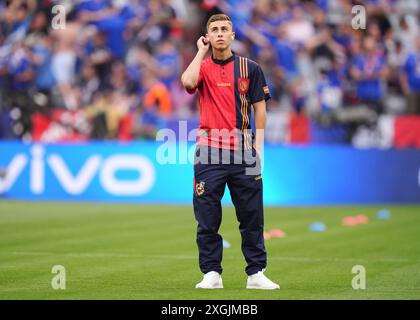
207 20 235 51
32 12 47 30
82 64 95 79
363 37 376 53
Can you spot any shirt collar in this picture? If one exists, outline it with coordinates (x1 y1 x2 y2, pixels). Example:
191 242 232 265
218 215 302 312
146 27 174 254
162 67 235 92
211 51 235 65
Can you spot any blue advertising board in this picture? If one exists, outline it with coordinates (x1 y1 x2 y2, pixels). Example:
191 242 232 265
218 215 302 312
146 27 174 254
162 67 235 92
0 141 419 205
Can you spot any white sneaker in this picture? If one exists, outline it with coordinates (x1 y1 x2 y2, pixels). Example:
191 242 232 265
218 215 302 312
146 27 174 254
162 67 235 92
246 270 280 290
195 271 223 289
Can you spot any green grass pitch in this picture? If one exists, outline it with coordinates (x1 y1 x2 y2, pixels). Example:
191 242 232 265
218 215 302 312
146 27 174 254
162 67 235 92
0 201 419 299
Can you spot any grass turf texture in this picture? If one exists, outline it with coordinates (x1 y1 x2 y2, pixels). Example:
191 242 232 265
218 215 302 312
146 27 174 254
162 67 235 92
0 201 419 300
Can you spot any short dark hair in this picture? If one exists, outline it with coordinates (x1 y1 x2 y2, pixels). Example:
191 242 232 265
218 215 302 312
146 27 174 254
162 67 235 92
206 14 232 31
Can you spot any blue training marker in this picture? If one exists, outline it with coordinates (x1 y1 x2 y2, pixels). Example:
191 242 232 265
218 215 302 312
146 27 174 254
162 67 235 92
377 209 391 220
309 222 327 232
222 239 231 248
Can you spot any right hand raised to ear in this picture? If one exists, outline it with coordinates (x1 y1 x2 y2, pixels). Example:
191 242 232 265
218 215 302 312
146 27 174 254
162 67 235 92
197 36 210 52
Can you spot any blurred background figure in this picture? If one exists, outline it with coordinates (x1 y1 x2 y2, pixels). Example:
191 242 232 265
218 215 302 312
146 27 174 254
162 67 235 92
400 35 420 115
350 35 389 114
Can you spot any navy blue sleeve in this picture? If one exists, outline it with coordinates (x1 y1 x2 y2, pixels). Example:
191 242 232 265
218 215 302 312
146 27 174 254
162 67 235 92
249 64 271 104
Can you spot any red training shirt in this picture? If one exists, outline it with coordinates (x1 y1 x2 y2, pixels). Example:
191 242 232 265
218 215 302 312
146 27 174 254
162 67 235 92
187 52 271 150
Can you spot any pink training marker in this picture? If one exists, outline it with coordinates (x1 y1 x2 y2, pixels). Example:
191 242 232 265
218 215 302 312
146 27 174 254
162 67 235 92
264 231 272 240
342 216 358 226
269 229 286 238
355 214 369 224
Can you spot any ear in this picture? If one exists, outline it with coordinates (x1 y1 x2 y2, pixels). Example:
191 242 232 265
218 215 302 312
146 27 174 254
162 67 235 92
231 32 236 41
203 34 210 45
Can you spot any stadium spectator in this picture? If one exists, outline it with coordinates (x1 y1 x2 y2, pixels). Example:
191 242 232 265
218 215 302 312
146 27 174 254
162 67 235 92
317 60 343 114
350 36 390 114
84 85 129 140
50 23 79 110
86 30 113 86
400 35 420 114
284 6 315 47
142 68 172 117
76 62 100 107
106 60 137 96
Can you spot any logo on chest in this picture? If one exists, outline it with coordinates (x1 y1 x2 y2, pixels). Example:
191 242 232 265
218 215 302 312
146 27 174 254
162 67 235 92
216 82 231 87
238 78 250 94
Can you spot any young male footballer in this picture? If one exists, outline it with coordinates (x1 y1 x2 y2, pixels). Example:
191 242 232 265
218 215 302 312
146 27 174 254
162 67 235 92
181 14 279 290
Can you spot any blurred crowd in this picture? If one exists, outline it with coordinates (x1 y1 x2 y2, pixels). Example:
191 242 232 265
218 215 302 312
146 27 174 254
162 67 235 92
0 0 195 141
0 0 420 144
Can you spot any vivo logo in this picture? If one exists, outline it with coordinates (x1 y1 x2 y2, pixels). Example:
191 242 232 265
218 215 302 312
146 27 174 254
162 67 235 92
0 145 155 196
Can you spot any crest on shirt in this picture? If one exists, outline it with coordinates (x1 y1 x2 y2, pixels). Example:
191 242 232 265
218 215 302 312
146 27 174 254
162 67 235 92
238 78 250 94
195 181 205 196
